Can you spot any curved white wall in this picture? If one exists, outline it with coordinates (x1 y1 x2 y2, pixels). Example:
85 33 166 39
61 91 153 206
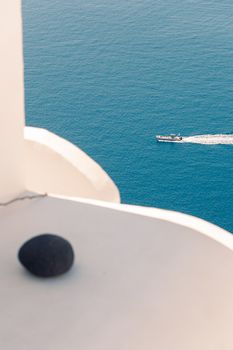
24 127 120 202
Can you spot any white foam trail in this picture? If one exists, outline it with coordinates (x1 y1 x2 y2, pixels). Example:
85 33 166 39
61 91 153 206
182 134 233 145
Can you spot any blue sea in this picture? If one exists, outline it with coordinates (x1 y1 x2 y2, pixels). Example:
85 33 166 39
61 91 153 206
22 0 233 232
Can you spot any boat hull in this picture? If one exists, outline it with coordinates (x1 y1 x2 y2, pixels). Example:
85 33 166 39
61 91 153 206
156 135 183 142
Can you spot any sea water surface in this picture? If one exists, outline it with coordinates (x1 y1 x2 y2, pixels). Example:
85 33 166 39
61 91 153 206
22 0 233 232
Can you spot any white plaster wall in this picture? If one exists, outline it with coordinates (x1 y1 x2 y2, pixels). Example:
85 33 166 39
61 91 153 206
0 1 25 200
0 194 233 349
24 127 120 202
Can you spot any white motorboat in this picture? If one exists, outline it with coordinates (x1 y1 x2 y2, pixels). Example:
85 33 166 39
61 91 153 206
156 134 183 142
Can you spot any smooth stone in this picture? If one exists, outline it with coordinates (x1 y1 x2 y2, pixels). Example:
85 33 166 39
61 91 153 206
18 234 75 277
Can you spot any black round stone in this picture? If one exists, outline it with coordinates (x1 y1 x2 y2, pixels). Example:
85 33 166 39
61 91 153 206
18 234 75 277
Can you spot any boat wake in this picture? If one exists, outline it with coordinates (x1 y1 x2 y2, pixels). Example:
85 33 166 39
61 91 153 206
182 134 233 145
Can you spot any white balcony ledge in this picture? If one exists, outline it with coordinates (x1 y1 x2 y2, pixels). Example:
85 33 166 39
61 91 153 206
24 126 120 202
0 193 233 349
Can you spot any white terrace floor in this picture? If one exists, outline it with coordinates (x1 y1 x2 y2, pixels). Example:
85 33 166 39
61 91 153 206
1 193 233 349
